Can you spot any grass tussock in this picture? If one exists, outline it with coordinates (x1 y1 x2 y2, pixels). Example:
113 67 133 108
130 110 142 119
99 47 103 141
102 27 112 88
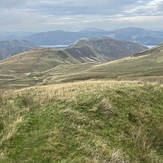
0 81 163 163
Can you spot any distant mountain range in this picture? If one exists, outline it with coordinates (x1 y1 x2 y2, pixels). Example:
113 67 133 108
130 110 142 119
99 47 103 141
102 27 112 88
0 31 33 40
109 27 163 45
0 27 162 47
0 40 38 60
24 29 109 46
22 27 163 46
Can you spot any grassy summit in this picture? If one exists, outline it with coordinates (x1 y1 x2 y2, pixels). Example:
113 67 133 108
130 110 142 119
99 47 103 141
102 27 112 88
0 81 163 162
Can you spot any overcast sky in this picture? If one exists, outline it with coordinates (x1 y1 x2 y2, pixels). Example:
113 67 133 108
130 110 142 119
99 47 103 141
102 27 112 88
0 0 163 32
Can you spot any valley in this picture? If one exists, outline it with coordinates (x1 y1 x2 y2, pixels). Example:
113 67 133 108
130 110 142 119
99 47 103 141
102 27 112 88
0 37 147 89
1 40 162 89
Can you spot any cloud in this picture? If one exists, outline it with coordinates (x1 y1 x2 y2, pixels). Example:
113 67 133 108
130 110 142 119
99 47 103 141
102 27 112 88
28 0 138 15
125 0 163 16
0 0 26 8
0 0 139 15
0 0 162 31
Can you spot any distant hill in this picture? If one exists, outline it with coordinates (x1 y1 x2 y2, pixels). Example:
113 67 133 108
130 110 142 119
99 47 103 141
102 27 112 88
0 40 38 60
0 27 162 46
0 37 147 72
109 27 163 45
60 43 163 83
24 29 109 45
0 31 33 41
67 37 148 61
24 27 163 46
0 37 147 88
79 28 109 33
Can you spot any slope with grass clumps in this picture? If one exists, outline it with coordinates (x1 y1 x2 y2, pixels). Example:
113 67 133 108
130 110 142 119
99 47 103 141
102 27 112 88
0 81 163 163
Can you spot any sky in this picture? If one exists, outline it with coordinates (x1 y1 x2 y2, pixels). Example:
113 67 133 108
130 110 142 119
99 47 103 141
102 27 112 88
0 0 163 32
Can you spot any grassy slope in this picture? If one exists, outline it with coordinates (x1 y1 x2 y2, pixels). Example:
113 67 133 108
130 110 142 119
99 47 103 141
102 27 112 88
72 37 147 59
0 48 79 73
0 81 163 163
0 48 81 89
56 44 163 83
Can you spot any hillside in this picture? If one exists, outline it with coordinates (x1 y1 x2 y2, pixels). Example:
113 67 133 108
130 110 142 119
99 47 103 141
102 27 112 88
0 40 38 60
0 48 80 72
0 46 101 89
0 81 163 162
0 37 147 89
59 43 163 83
69 37 147 60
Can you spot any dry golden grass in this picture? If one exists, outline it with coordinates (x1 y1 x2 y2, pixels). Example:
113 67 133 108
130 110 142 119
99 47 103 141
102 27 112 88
2 117 23 142
15 80 142 103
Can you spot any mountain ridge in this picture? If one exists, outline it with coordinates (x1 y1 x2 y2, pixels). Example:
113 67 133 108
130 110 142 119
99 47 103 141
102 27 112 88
0 27 162 47
59 43 163 83
23 27 163 46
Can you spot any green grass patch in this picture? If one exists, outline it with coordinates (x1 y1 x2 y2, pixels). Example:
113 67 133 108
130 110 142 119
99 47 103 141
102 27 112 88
0 81 163 162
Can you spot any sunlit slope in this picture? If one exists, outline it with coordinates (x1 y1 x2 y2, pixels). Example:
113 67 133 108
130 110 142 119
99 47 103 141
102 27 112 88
0 81 163 162
59 44 163 83
0 48 80 73
0 48 81 88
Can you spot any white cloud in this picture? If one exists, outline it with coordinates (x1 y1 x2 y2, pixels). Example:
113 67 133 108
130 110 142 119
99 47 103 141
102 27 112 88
125 0 163 16
0 0 162 31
